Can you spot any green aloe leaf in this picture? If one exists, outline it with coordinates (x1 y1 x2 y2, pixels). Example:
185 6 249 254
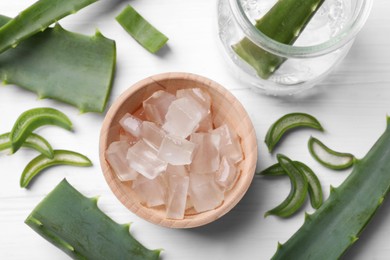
272 118 390 259
0 0 97 54
25 179 162 259
233 0 325 79
0 15 116 113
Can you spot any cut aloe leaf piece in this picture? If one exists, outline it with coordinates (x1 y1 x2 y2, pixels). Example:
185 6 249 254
308 136 355 170
25 179 162 259
0 15 116 113
10 107 72 154
265 113 324 152
116 5 168 53
0 132 53 158
20 150 92 188
260 160 323 209
233 0 325 79
0 0 97 54
265 154 308 218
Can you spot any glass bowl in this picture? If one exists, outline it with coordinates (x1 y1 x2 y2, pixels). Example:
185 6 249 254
217 0 373 95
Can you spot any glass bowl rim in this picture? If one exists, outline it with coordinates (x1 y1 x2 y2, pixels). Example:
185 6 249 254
229 0 373 58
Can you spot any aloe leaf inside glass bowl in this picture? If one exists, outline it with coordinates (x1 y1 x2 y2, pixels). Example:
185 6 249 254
217 0 373 95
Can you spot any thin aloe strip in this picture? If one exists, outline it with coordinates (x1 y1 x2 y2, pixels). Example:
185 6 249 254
0 15 116 113
0 0 97 54
309 136 355 170
0 132 53 158
265 113 323 152
116 5 168 53
260 160 323 209
233 0 325 79
272 118 390 259
20 150 92 188
10 107 72 153
25 179 161 259
265 154 308 218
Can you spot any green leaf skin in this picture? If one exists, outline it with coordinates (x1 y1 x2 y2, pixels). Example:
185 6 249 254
233 0 325 79
20 150 92 188
265 113 324 153
265 154 308 218
272 119 390 259
0 15 116 113
10 107 72 154
0 0 97 54
116 5 168 53
260 160 323 209
25 179 161 260
0 132 53 158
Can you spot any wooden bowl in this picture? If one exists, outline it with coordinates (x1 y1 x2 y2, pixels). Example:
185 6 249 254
99 72 257 228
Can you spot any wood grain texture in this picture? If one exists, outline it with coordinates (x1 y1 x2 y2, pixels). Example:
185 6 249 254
1 0 390 259
100 72 257 228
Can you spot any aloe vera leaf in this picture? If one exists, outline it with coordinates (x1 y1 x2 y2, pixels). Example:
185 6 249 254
309 136 355 170
116 5 168 53
0 15 116 113
0 132 53 158
20 150 92 188
265 113 324 152
265 154 308 218
260 160 323 209
0 0 97 54
25 179 161 259
10 108 72 153
233 0 325 79
272 118 390 259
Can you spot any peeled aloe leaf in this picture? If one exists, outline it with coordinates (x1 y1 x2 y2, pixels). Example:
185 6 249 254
0 0 97 54
0 15 116 113
272 118 390 259
25 179 161 260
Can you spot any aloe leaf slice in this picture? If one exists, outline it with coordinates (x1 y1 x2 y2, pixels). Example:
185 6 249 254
260 160 323 209
308 136 355 170
0 0 97 54
0 15 116 113
265 154 308 218
10 108 72 154
25 179 162 259
116 5 168 53
0 132 53 158
233 0 325 79
20 150 92 188
265 113 324 152
272 119 390 259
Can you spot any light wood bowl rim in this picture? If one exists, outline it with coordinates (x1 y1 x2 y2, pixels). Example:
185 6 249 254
99 72 258 228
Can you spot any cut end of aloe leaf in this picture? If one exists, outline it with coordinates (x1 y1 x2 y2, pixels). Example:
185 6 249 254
116 5 168 54
308 137 354 170
26 179 162 259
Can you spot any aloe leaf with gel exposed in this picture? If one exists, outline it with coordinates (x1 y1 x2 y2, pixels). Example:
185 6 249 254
0 0 97 54
272 118 390 259
25 179 162 259
0 132 53 158
233 0 325 79
116 5 168 53
20 150 92 188
0 15 116 113
308 136 355 170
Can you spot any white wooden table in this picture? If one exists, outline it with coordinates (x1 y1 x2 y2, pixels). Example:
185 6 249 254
1 0 389 259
